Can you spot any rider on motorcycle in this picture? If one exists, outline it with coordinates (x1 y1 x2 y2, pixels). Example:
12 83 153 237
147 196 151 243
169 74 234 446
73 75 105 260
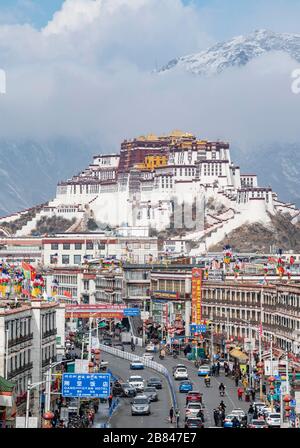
160 348 166 359
204 374 211 386
219 382 226 394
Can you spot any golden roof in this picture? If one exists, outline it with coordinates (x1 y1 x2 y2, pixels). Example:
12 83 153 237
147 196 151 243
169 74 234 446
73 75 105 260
169 130 194 138
145 133 158 141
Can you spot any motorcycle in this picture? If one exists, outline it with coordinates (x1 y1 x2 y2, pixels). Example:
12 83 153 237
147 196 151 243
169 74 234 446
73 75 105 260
159 354 165 360
204 379 210 388
219 389 225 397
173 352 178 359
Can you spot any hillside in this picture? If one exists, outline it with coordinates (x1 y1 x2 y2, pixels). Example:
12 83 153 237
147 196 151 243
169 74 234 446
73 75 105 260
209 213 300 252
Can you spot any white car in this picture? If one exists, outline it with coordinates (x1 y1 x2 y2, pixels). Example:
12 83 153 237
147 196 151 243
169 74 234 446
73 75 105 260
146 343 156 353
197 365 211 376
128 375 144 392
174 368 188 380
185 402 203 419
231 409 246 419
143 353 154 361
266 413 281 427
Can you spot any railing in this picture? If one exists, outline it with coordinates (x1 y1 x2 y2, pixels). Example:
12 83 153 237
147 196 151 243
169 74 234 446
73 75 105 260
98 343 178 423
8 333 33 348
42 329 57 338
7 362 33 379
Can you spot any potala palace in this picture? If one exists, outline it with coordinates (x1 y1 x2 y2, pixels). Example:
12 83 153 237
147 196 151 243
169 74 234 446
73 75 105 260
1 131 299 252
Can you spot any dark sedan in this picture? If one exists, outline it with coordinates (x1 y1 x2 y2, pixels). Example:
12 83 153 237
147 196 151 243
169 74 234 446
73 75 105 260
147 377 162 389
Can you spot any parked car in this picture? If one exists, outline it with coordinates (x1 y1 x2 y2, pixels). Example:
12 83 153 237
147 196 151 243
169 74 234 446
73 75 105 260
143 387 158 402
266 413 281 428
131 395 151 416
179 381 193 393
185 402 204 420
130 360 144 370
197 365 211 376
186 391 202 404
103 338 112 346
248 419 268 429
147 377 162 389
128 376 144 392
174 368 188 380
185 418 204 428
145 343 156 353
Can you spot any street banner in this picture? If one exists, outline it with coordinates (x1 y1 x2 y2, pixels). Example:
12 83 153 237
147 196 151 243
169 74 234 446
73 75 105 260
264 360 279 376
192 268 202 325
295 391 300 414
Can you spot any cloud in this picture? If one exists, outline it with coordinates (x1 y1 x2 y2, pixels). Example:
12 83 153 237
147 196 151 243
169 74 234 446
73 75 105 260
0 0 299 152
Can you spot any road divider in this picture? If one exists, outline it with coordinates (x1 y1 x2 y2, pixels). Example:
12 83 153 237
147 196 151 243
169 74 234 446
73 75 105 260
98 343 178 419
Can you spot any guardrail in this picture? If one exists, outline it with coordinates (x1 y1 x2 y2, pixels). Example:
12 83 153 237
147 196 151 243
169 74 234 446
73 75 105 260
98 343 178 423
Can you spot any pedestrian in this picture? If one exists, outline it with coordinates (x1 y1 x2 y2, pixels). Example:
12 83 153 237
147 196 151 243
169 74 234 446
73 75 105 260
108 394 113 408
213 409 219 426
216 362 220 376
237 387 243 401
211 364 216 376
251 389 255 401
245 388 250 402
235 376 239 387
169 407 174 423
232 416 240 428
93 402 99 414
262 383 267 395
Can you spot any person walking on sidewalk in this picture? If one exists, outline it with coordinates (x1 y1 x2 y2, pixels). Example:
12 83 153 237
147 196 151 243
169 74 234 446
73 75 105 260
108 394 113 408
237 387 244 401
169 407 174 424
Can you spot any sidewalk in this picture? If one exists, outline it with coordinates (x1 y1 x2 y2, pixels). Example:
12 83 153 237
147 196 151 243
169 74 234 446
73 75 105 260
92 402 110 428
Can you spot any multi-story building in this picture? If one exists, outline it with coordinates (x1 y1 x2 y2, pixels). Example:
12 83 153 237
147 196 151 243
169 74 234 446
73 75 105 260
148 265 300 357
0 300 65 425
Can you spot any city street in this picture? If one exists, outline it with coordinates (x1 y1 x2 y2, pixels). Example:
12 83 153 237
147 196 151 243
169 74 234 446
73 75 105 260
99 343 250 428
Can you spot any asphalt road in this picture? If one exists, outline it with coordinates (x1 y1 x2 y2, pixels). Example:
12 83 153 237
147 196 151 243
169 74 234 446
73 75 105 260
100 343 250 428
101 350 173 428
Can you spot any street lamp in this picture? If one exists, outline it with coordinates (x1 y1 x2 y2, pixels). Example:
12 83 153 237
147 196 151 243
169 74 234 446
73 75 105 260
25 380 45 428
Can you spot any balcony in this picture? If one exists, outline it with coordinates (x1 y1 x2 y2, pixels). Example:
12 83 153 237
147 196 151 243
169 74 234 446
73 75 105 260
42 328 57 339
7 362 33 379
42 356 57 368
8 333 33 348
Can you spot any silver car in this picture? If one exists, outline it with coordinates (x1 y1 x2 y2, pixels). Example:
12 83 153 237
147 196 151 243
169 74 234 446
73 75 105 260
143 386 158 402
131 395 151 416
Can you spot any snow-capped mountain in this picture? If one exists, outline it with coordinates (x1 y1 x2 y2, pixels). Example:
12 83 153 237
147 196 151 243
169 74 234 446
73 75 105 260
158 29 300 75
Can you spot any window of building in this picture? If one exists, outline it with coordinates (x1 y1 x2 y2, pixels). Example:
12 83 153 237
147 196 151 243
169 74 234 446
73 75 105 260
75 243 82 250
74 255 81 265
86 242 93 250
62 255 69 265
63 243 70 250
50 255 57 264
51 243 58 250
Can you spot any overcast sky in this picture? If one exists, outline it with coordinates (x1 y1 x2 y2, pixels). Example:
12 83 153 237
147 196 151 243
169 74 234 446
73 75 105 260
0 0 299 150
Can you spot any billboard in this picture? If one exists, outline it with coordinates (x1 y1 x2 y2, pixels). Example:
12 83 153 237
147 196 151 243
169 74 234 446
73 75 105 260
191 268 202 325
62 373 111 398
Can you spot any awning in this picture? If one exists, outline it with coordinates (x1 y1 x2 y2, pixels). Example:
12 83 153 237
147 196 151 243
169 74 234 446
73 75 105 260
229 348 249 361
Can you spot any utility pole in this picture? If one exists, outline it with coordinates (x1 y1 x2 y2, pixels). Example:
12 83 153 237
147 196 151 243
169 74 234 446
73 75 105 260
45 360 52 412
5 328 9 380
210 310 214 364
259 287 263 401
270 335 274 412
226 314 230 362
88 318 92 362
25 381 31 428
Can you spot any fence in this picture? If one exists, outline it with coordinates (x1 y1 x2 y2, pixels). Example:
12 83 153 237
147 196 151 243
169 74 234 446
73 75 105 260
98 343 178 423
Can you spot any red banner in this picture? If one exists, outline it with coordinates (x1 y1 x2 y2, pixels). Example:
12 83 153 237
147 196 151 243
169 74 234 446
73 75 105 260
191 268 202 325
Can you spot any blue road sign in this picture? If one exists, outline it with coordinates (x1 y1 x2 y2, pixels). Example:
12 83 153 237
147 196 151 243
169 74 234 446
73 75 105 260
124 308 141 317
62 373 111 398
